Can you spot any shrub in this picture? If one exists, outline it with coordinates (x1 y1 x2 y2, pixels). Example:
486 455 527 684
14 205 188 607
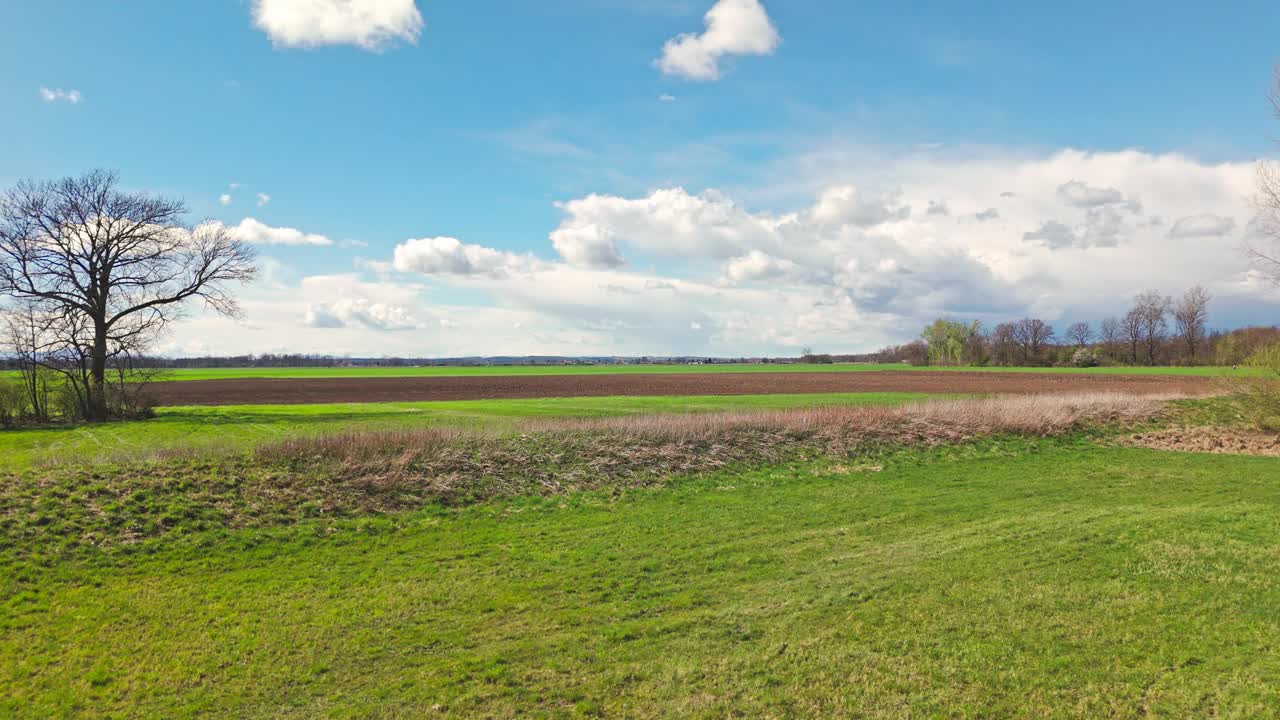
1071 348 1099 368
0 380 29 428
1228 343 1280 431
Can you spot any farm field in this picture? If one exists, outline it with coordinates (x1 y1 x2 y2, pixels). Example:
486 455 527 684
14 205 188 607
1 363 1256 382
145 369 1215 406
129 362 1280 380
5 439 1280 717
0 392 936 472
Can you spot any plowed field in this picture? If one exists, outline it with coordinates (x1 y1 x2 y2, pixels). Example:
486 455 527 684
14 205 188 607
146 370 1214 406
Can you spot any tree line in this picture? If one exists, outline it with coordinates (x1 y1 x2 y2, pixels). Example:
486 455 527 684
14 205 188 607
877 286 1256 368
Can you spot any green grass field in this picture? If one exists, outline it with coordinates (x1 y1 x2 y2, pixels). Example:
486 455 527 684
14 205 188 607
1 362 1254 382
5 440 1280 717
0 392 936 472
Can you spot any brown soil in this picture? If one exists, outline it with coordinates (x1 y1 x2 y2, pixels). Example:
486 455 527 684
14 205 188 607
1123 426 1280 457
145 370 1214 407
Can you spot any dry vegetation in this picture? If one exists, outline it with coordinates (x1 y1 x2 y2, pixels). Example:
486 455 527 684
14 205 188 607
256 392 1168 501
1123 426 1280 457
0 393 1170 562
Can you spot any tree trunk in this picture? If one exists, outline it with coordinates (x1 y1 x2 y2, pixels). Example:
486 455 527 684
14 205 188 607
89 321 109 422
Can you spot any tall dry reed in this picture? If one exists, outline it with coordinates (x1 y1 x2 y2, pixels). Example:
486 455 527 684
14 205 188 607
250 393 1168 506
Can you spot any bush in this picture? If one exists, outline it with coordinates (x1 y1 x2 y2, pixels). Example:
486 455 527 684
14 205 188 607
0 380 29 428
1228 343 1280 431
1071 348 1099 368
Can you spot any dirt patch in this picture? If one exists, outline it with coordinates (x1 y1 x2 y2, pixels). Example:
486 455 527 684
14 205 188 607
145 370 1214 407
1123 426 1280 457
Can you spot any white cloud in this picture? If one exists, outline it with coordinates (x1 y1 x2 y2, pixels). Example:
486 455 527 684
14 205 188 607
224 218 333 246
251 0 424 51
39 87 82 104
656 0 780 81
808 185 910 227
166 147 1275 358
256 192 272 207
551 187 799 268
304 297 418 330
391 236 538 276
659 93 678 102
1170 213 1236 238
1022 220 1081 249
723 250 804 284
218 194 233 206
1056 179 1126 207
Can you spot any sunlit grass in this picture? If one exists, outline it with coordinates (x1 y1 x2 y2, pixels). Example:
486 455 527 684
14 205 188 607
5 442 1280 717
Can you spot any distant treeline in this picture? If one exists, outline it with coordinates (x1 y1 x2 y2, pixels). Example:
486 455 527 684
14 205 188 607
0 354 790 371
864 287 1278 368
878 324 1280 368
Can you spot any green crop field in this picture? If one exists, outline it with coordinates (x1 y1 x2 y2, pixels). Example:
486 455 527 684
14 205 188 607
1 363 1256 382
0 392 937 472
5 439 1280 717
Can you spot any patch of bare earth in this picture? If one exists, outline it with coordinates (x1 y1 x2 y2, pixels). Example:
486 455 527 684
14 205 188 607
1123 427 1280 457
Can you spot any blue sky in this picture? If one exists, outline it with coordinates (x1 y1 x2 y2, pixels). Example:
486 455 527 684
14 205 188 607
3 0 1279 357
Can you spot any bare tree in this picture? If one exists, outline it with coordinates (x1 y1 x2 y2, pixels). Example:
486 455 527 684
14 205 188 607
0 171 257 421
1173 285 1211 364
1248 69 1280 283
1120 309 1144 364
1099 317 1121 362
1 302 52 421
1011 318 1054 365
990 322 1018 366
1065 322 1093 349
1131 290 1172 366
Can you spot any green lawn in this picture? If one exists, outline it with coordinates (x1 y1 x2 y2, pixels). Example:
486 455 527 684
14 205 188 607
5 441 1279 717
0 392 935 472
0 363 1253 382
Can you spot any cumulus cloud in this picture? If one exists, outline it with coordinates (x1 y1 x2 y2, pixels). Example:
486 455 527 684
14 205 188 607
391 236 538 276
659 93 677 102
1056 179 1125 207
1023 221 1079 249
1022 208 1125 250
808 185 910 227
218 194 233 206
656 0 780 81
548 221 625 269
256 192 272 207
723 250 804 284
39 87 82 104
1169 213 1236 238
304 297 418 330
550 188 783 267
251 0 423 51
225 218 333 246
172 147 1272 358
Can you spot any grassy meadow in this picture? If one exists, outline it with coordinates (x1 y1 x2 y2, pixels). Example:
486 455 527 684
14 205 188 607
3 386 1279 717
5 439 1280 717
